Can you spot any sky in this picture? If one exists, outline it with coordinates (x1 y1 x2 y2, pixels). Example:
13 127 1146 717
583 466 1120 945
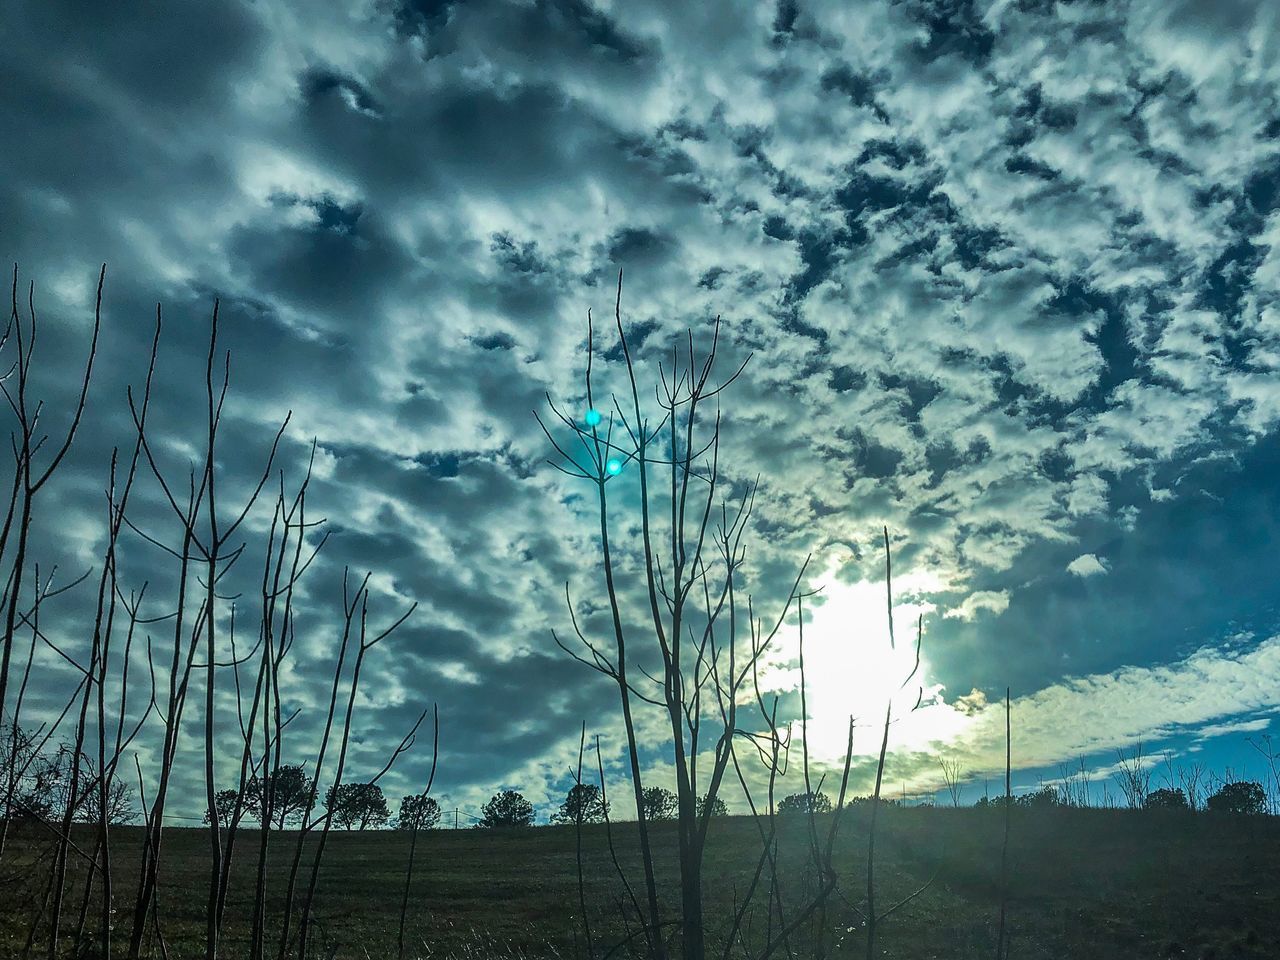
4 0 1280 821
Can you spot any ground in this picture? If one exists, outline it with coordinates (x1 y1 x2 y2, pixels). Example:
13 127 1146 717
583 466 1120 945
1 806 1278 959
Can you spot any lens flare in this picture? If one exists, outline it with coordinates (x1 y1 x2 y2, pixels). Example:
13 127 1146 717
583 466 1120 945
606 458 623 475
584 409 603 427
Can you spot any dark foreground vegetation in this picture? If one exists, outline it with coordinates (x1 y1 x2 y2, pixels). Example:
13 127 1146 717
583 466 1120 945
2 807 1277 960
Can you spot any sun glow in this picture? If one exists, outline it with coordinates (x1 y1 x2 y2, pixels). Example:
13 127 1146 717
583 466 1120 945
760 564 976 764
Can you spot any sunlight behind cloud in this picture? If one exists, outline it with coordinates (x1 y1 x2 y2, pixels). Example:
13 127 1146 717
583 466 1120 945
759 560 975 764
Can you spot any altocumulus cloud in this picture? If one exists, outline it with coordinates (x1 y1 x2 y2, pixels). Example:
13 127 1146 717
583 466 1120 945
3 0 1280 814
1066 554 1108 578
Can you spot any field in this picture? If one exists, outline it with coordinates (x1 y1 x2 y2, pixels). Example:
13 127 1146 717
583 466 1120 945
2 807 1278 959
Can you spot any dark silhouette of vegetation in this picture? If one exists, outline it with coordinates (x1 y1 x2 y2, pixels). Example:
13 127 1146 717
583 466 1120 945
1207 780 1266 815
396 792 442 831
552 783 608 825
397 704 439 960
542 277 934 960
1113 740 1153 809
978 786 1057 809
0 268 432 960
1145 787 1189 810
938 757 965 807
996 686 1011 960
325 782 391 830
243 765 313 830
71 761 137 825
640 785 678 821
693 791 727 820
206 789 242 826
777 790 831 816
479 789 535 828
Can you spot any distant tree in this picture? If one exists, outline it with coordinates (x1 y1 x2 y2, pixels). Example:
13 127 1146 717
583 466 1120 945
205 789 242 826
351 783 391 830
1112 741 1152 809
847 795 899 809
552 783 608 825
975 788 1057 809
2 738 136 825
245 764 313 829
1144 787 1189 811
325 782 390 830
1207 780 1266 816
73 775 137 825
1 722 45 819
938 757 965 808
696 793 728 819
1 729 69 821
1177 761 1207 811
641 786 678 821
396 792 442 831
777 791 832 816
1018 786 1059 809
478 789 535 828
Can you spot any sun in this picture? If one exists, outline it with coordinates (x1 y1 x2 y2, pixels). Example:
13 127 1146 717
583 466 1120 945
760 564 975 764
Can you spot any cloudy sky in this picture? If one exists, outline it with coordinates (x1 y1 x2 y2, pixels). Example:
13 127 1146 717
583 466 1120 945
5 0 1280 820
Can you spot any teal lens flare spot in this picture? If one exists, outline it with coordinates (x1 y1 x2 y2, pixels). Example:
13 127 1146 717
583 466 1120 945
584 408 603 427
606 458 623 476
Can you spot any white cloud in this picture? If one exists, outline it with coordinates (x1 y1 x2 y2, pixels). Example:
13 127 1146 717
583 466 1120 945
944 589 1011 622
1194 717 1273 740
963 636 1280 773
794 635 1280 795
1066 553 1109 578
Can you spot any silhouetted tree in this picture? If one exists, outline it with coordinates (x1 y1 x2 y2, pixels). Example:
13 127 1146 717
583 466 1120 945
1112 741 1151 809
245 764 313 830
696 793 728 818
640 786 678 821
1207 780 1266 815
325 782 391 830
73 773 137 825
552 783 608 825
1 726 68 821
205 789 242 826
778 791 832 816
396 792 441 831
847 795 899 809
976 788 1057 809
1144 787 1189 810
478 789 534 828
1019 786 1059 809
938 757 965 808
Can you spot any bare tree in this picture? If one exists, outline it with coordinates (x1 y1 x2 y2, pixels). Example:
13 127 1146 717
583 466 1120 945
1055 757 1092 808
543 277 934 960
1178 759 1207 812
0 265 101 811
542 276 828 958
122 298 288 960
295 583 422 958
938 757 964 808
0 269 438 960
1113 740 1152 810
996 687 1011 960
397 705 439 960
1248 735 1280 815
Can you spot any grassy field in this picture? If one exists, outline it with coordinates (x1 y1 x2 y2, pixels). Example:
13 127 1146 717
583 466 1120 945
2 806 1278 959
